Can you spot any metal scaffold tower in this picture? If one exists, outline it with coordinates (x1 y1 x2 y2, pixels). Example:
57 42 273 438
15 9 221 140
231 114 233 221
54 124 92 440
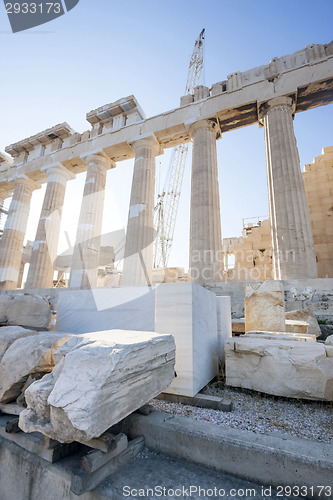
153 28 205 269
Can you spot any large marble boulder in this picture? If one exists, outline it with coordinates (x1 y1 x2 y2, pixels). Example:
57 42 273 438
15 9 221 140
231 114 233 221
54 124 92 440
0 326 38 362
285 309 321 337
0 333 71 404
6 294 51 329
225 335 333 401
245 281 285 333
19 330 175 443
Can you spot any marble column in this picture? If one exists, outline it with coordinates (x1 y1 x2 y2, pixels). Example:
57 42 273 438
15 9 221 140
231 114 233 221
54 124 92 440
69 153 114 289
259 96 317 279
189 119 223 284
25 164 75 289
0 177 40 289
122 136 160 286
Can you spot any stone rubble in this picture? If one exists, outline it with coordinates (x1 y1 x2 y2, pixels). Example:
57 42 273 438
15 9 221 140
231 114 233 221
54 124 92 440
19 330 175 443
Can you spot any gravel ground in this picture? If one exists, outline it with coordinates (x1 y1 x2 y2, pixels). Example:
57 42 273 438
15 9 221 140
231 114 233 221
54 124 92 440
151 383 333 444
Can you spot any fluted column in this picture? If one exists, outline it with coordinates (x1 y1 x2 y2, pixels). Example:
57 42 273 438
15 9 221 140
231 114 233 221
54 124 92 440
122 136 160 286
0 177 40 289
259 96 317 279
69 153 114 289
25 164 75 289
189 119 223 284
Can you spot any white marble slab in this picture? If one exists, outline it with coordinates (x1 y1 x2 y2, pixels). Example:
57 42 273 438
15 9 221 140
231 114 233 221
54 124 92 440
56 287 155 333
155 282 218 397
216 296 232 361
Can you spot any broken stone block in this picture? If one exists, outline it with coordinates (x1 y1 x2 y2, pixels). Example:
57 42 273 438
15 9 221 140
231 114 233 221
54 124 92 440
245 281 285 333
285 319 308 334
0 333 71 404
0 294 13 323
0 326 38 362
246 331 315 342
232 319 245 334
19 330 175 443
6 294 51 329
225 336 333 401
325 335 333 346
285 309 321 337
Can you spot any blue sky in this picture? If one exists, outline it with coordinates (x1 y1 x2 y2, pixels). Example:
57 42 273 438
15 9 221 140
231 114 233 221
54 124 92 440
1 0 333 271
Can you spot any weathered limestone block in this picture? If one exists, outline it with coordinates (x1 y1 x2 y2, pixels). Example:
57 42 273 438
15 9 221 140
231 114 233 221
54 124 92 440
0 333 71 404
19 330 175 443
0 326 38 362
225 337 333 401
245 281 285 333
6 294 51 329
285 319 308 334
0 294 13 323
232 319 245 334
285 309 321 337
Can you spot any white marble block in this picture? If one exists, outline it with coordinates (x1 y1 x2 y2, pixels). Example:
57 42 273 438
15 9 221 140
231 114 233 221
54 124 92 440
216 296 232 361
225 336 333 401
155 283 218 397
56 287 155 333
56 283 219 397
19 330 175 443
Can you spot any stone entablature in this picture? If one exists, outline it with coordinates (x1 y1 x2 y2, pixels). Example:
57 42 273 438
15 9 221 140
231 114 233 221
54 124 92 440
183 42 333 103
0 40 331 185
86 95 146 136
5 123 75 166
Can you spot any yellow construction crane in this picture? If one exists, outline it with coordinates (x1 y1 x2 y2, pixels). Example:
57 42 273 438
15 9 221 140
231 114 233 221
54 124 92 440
153 28 205 269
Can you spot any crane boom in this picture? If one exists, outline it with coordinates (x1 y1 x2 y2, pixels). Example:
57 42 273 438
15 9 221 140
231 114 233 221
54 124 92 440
154 29 205 269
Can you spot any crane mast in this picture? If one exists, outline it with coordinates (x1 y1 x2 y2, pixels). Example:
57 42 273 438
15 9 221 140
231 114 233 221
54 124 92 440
154 29 205 269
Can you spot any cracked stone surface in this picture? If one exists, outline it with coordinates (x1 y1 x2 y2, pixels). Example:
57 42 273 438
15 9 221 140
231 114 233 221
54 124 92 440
19 330 175 443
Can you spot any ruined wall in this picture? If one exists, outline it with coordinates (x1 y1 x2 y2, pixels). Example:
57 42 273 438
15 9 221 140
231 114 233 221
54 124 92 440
303 146 333 278
224 147 333 280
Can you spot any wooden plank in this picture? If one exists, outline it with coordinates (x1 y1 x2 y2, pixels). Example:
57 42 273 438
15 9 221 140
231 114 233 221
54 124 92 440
80 433 128 473
0 416 79 463
77 430 120 453
71 436 145 496
137 404 155 416
156 393 233 412
5 418 20 434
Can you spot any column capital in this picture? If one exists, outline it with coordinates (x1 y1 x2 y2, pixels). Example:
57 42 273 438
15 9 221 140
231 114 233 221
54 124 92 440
42 162 75 182
258 96 296 125
82 151 116 170
129 134 161 155
186 119 221 140
13 175 41 191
